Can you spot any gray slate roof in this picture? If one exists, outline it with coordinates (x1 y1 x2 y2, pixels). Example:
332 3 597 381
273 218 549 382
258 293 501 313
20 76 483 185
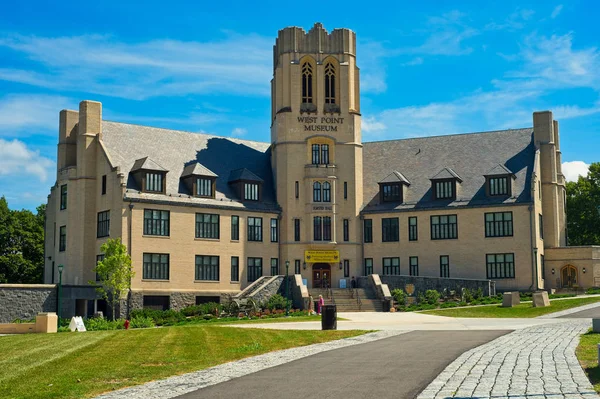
485 164 515 177
378 171 411 185
181 162 218 178
431 167 463 182
362 128 535 212
101 121 278 211
131 156 168 172
228 168 264 183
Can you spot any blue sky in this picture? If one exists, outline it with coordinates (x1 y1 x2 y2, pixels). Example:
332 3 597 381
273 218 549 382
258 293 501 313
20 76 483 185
1 1 598 210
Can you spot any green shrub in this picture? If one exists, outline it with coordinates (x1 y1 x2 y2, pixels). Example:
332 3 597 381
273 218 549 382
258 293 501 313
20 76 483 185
474 288 484 300
130 316 155 329
549 293 576 299
462 288 474 303
586 288 600 295
391 289 406 305
130 309 185 326
424 290 441 305
57 326 71 333
11 318 35 323
264 294 291 311
85 317 124 331
440 302 459 308
181 305 203 317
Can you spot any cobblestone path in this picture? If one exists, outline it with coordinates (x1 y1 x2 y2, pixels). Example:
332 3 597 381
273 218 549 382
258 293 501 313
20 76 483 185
417 320 598 399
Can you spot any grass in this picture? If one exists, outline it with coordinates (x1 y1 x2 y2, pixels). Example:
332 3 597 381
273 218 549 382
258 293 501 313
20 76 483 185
421 296 600 318
576 331 600 393
0 324 365 399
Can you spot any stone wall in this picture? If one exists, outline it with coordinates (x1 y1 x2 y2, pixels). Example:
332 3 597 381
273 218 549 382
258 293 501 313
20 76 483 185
356 275 495 296
0 284 57 323
250 276 284 304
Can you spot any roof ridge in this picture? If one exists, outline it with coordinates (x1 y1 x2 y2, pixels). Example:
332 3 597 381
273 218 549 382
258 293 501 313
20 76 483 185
364 127 533 144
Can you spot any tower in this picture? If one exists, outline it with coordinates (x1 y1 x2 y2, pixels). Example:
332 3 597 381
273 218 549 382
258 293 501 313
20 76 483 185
271 23 363 288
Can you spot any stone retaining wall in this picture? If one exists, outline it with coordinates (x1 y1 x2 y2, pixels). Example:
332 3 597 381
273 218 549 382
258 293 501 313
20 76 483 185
357 275 495 296
0 284 57 323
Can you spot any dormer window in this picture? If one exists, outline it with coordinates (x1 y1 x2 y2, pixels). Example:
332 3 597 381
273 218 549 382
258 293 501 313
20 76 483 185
131 157 168 194
181 162 217 199
484 164 515 197
228 168 263 202
378 171 410 203
430 168 462 201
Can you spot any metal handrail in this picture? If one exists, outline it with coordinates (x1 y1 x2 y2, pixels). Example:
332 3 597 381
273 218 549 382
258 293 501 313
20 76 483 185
328 286 336 306
355 288 362 311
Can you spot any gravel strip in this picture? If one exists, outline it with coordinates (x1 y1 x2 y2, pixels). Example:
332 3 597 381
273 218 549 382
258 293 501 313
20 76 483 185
537 301 600 319
93 330 406 399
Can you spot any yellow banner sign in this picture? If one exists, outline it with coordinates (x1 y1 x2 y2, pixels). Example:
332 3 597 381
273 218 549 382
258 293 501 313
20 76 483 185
304 250 340 263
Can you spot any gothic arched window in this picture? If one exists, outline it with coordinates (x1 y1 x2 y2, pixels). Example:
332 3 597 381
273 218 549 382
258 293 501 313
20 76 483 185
302 62 313 104
313 181 322 202
324 62 336 104
322 181 331 202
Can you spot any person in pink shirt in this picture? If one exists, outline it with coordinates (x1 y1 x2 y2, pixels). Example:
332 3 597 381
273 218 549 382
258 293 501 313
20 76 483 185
317 295 325 315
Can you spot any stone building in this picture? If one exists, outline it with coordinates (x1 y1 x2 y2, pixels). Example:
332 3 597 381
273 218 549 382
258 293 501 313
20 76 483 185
44 23 599 315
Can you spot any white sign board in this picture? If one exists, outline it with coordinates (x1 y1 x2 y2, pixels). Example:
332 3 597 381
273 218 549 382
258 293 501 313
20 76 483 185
339 279 347 289
69 316 87 332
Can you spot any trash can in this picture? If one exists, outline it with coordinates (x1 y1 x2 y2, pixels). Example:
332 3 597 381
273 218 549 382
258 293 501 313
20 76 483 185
321 304 337 330
382 298 391 312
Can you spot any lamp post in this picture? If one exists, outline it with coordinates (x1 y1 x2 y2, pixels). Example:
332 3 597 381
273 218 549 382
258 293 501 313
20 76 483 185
57 264 64 328
285 260 290 316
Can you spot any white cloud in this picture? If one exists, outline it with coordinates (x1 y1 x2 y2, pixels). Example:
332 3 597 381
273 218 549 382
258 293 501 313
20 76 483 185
231 127 247 137
402 57 424 66
407 11 479 56
0 139 54 182
0 94 74 136
485 8 535 31
0 33 273 100
361 117 386 134
551 5 564 19
562 161 590 182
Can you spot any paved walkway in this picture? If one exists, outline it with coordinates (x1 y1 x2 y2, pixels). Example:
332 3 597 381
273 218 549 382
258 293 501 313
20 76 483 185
417 320 599 399
178 330 508 399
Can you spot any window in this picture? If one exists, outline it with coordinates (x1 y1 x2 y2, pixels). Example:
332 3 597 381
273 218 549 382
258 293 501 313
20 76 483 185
489 176 509 196
538 180 542 199
382 184 401 202
231 216 239 240
312 144 320 165
344 182 348 199
101 175 107 195
539 214 544 239
196 177 213 197
195 255 219 281
313 216 331 241
343 219 349 242
408 217 418 241
247 217 262 242
95 254 105 282
344 260 350 278
295 259 301 274
434 180 454 199
295 181 299 199
59 226 66 251
271 258 279 276
324 62 336 104
364 219 373 243
301 61 313 104
313 182 321 202
322 181 331 202
321 144 330 165
143 253 169 280
60 184 67 210
383 257 400 275
270 218 278 242
97 211 110 238
440 256 450 278
486 253 515 279
143 296 169 311
485 212 513 237
144 209 169 236
294 219 301 242
409 257 419 276
195 213 219 239
364 258 373 275
145 172 163 193
231 256 239 282
244 183 259 201
382 217 399 242
431 215 458 240
247 257 262 282
541 254 545 279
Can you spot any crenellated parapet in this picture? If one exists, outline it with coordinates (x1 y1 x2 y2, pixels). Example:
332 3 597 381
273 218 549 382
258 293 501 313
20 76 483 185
273 23 356 69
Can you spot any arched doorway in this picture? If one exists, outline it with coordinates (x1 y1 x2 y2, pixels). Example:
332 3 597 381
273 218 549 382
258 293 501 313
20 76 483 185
561 265 578 288
312 263 331 289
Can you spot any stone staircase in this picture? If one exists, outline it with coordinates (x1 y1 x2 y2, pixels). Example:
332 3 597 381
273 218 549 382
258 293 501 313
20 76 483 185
309 288 384 312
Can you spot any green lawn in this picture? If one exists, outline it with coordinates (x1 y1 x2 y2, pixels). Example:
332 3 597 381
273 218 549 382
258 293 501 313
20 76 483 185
576 331 600 392
0 324 365 399
422 296 600 318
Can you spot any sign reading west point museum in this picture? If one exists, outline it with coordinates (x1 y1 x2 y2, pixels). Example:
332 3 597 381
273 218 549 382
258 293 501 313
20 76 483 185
304 250 340 263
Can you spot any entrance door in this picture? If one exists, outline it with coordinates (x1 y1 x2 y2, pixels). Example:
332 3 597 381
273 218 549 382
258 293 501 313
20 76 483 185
312 263 331 288
561 265 577 288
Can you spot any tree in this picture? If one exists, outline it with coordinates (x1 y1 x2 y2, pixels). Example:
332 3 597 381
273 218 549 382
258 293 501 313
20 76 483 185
566 162 600 246
0 197 45 283
91 238 134 320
